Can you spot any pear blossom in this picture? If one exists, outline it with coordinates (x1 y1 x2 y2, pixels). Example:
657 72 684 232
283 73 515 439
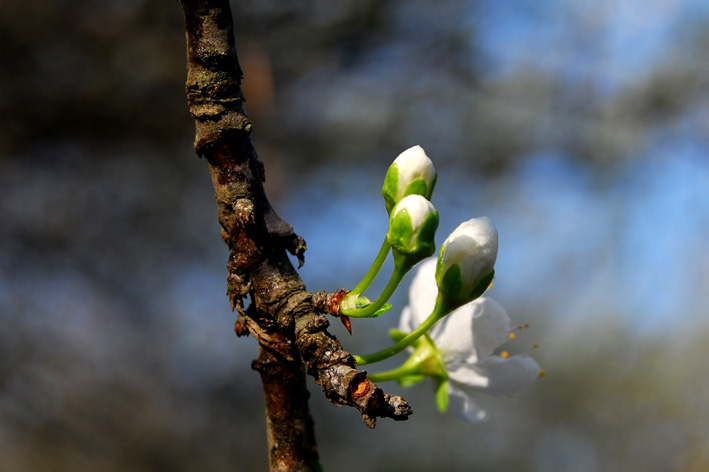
387 194 439 264
436 216 498 310
399 259 540 422
382 145 437 213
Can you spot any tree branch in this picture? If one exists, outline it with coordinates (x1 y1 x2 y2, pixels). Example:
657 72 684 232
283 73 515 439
180 0 411 470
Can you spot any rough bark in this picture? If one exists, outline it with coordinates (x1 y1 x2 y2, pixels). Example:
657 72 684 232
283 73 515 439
180 1 411 471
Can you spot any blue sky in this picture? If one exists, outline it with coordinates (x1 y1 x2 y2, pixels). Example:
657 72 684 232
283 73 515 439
281 0 709 334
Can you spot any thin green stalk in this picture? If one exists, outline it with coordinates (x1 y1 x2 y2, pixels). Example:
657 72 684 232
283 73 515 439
349 237 391 296
367 363 421 383
341 263 407 318
354 300 449 365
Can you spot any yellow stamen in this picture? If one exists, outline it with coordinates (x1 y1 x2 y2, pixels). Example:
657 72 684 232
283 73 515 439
524 323 529 329
508 332 516 340
500 351 509 359
533 344 539 349
539 370 546 377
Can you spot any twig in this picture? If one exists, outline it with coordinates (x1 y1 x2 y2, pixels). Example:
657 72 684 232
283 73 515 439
179 1 411 470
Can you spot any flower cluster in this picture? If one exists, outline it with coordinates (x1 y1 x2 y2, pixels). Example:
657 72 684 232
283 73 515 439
339 146 439 318
392 260 541 422
336 144 540 422
436 216 498 311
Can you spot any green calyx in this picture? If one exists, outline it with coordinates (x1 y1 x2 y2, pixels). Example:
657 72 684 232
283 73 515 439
436 261 496 311
382 163 400 213
388 209 413 250
387 207 439 264
366 332 448 387
407 333 448 379
436 259 463 300
339 293 393 318
382 169 437 214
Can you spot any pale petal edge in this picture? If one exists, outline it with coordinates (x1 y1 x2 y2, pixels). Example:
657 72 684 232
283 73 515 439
469 297 512 362
427 303 475 369
447 382 488 423
449 355 541 398
406 257 439 324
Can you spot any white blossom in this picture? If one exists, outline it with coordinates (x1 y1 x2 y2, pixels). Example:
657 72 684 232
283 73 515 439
436 216 498 308
387 194 439 259
400 259 540 422
382 145 437 213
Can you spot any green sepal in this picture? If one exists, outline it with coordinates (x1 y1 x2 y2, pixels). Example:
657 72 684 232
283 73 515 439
354 296 372 307
435 380 450 413
341 294 392 318
388 211 414 251
389 209 438 270
428 173 438 199
382 163 400 213
383 169 437 213
403 178 428 201
465 269 495 303
351 300 392 318
436 260 495 312
355 295 393 317
413 209 439 257
437 260 462 300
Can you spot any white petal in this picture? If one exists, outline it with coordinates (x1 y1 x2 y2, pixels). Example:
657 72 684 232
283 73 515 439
398 306 415 333
447 362 489 389
393 195 436 229
449 355 541 398
429 297 511 367
447 382 488 423
427 303 475 369
439 217 498 296
405 258 438 325
469 298 512 362
394 145 435 195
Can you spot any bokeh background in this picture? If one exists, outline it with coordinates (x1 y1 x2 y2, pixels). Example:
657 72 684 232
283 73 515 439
2 1 709 471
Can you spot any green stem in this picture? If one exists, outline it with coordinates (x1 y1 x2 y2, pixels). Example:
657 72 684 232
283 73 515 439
340 262 407 318
367 363 421 383
354 298 449 365
350 237 391 296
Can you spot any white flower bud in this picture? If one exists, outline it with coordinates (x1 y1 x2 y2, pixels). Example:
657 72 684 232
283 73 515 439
387 195 439 263
436 217 498 309
382 145 437 213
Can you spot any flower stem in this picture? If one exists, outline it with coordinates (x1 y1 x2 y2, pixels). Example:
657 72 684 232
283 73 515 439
340 263 407 318
349 237 391 296
367 363 421 383
354 299 450 365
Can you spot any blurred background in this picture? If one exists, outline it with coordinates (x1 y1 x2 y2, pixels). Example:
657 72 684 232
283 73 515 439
1 0 708 471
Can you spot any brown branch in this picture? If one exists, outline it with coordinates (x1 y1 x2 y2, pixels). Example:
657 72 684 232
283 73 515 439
179 1 411 470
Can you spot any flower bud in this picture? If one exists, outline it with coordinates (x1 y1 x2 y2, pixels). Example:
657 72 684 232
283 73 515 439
382 145 437 213
435 216 498 309
387 195 439 264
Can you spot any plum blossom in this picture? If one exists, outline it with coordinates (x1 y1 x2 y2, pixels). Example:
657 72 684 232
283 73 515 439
436 216 498 310
399 259 541 422
387 194 439 262
382 145 437 213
